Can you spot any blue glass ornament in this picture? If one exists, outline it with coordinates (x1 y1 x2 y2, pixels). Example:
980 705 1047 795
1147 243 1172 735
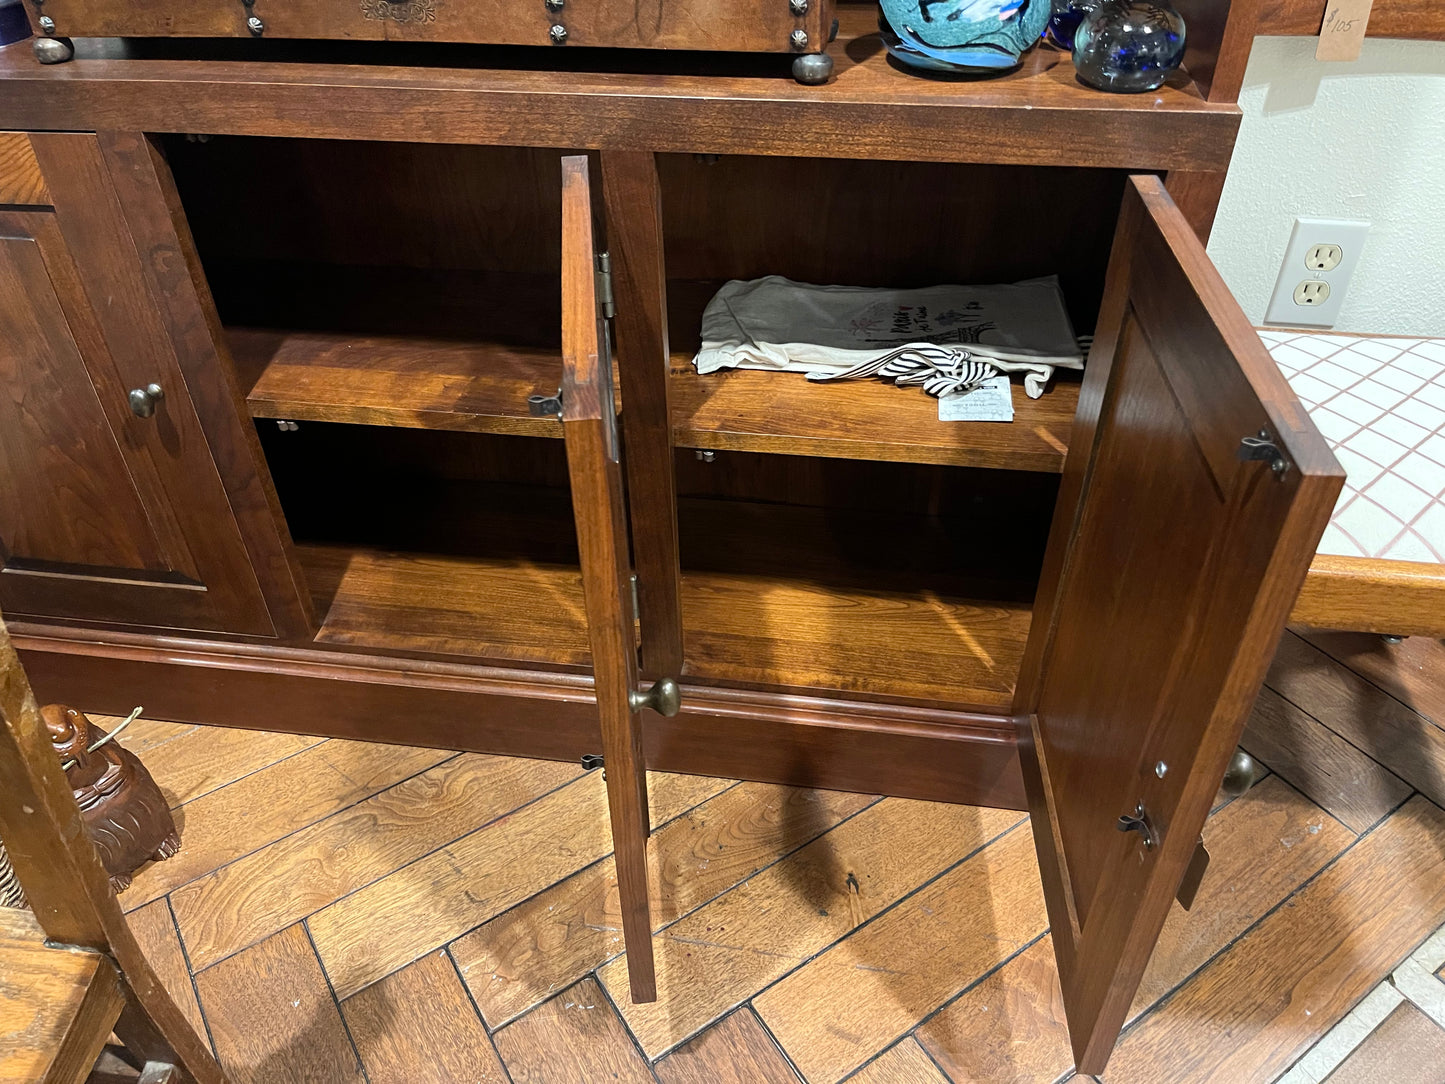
1044 0 1101 50
878 0 1051 75
1072 0 1186 93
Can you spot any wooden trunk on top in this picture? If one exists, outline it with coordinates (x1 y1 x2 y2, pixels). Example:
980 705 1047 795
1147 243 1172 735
17 0 837 55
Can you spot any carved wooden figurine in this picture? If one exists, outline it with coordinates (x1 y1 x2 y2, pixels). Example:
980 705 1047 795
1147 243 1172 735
43 705 179 892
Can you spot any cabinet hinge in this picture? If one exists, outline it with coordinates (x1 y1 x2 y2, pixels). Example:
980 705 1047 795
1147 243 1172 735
528 387 563 418
630 572 640 625
1238 429 1289 479
596 251 616 320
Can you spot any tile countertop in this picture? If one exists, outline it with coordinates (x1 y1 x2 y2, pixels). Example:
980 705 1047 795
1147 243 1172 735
1261 330 1445 564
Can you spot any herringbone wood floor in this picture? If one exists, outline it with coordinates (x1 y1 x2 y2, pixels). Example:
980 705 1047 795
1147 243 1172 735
95 629 1445 1084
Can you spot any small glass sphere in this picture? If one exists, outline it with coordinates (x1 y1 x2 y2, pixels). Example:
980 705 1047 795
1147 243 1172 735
1072 0 1186 93
1045 0 1102 51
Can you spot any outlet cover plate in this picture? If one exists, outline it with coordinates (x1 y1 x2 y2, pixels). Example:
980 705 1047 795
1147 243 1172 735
1264 217 1370 328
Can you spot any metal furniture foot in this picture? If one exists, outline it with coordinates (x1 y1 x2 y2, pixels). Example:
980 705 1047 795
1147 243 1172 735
792 52 833 85
33 36 75 63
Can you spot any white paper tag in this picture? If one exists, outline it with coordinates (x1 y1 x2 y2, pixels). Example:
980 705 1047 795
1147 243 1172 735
939 375 1014 422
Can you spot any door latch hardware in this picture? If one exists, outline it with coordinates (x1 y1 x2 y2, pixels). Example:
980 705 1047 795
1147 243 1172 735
581 754 604 771
528 388 563 418
595 252 615 319
629 677 681 717
1238 430 1289 479
1116 802 1157 850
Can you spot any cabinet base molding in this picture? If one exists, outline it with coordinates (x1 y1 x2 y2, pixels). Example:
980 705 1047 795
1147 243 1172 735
11 625 1027 810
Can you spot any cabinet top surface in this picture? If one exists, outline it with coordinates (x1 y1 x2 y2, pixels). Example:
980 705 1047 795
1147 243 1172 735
0 8 1241 170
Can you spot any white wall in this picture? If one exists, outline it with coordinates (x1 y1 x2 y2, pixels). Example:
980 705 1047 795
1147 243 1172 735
1208 35 1445 336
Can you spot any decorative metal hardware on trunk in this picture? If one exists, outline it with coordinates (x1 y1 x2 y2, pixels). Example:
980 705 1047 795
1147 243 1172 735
1238 429 1290 478
1116 802 1156 850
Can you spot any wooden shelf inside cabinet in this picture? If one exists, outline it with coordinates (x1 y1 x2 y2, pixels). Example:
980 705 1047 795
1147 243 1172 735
231 329 568 437
681 573 1030 708
667 282 1080 472
297 544 593 666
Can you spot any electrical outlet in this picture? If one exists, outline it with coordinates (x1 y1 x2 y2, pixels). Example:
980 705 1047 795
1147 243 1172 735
1265 217 1370 328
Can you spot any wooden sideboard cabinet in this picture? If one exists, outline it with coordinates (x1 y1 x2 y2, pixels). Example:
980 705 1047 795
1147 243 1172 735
0 1 1351 1071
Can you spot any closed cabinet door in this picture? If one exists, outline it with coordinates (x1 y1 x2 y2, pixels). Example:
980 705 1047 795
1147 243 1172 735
1022 176 1344 1074
0 133 272 634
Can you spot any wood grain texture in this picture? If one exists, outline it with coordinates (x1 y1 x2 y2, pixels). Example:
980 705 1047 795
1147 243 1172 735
670 363 1078 472
915 936 1070 1084
0 12 1240 173
1291 554 1445 637
1298 629 1445 728
1257 0 1445 38
1324 1001 1445 1084
494 977 653 1084
682 571 1031 707
1128 774 1354 1016
1105 796 1445 1082
754 823 1046 1084
172 753 580 970
603 149 684 679
0 133 47 206
124 900 207 1043
0 935 123 1084
298 543 593 666
235 327 565 437
849 1039 951 1084
341 950 507 1084
1266 630 1445 807
453 783 874 1026
560 151 656 1002
308 771 727 999
655 1009 800 1084
1242 685 1411 832
600 800 1025 1057
193 923 363 1084
1024 175 1342 1074
115 721 322 808
122 739 453 909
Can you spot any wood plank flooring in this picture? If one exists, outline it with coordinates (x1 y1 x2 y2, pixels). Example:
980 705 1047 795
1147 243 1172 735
71 630 1445 1083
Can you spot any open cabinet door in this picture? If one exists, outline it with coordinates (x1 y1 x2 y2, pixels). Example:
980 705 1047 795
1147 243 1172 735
1022 176 1344 1074
559 154 678 1003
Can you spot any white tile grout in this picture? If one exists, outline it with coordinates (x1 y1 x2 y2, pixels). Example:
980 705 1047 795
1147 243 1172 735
1272 981 1404 1084
1392 926 1445 1028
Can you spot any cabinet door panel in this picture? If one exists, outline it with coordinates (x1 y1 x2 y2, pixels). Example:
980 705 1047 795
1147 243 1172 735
0 223 170 575
558 154 658 1002
1024 176 1343 1074
0 133 273 635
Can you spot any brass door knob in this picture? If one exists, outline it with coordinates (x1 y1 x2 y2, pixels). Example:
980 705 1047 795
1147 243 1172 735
128 383 165 418
629 678 680 717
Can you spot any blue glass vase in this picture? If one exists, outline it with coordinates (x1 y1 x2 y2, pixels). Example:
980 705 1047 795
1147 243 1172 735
1072 0 1186 93
1044 0 1101 51
878 0 1052 76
